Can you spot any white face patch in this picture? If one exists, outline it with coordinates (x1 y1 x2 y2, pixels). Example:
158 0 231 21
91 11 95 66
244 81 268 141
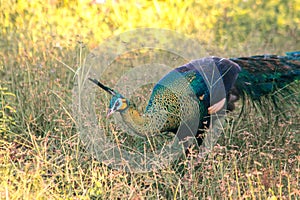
208 98 226 114
116 98 128 111
113 99 121 110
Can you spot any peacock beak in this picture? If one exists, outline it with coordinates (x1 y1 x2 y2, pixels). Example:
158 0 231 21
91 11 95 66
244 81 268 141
106 109 114 118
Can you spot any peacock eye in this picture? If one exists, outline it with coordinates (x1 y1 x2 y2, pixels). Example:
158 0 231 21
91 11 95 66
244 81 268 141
115 101 120 107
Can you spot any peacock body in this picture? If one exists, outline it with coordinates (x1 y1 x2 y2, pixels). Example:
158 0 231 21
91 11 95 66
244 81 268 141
89 51 300 144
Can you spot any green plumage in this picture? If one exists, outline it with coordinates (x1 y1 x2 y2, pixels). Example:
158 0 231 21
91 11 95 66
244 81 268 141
230 51 300 101
89 51 300 145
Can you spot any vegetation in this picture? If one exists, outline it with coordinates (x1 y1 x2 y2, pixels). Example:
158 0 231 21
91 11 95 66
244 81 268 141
0 0 299 199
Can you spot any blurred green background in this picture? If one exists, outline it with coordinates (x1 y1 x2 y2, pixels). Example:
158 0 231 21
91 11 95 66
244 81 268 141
1 0 299 55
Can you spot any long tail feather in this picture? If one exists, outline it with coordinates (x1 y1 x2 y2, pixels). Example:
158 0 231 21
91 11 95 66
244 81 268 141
229 51 300 100
227 51 300 112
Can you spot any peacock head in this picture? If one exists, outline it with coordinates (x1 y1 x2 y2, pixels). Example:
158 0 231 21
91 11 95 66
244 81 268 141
89 78 129 117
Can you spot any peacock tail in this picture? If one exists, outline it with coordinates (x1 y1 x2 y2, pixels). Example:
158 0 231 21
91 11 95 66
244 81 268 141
228 51 300 110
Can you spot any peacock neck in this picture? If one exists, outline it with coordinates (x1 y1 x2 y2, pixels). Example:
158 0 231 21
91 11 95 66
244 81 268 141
119 103 149 137
119 102 171 137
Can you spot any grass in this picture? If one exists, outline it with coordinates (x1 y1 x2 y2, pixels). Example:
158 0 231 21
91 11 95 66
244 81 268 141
1 0 300 199
1 45 299 200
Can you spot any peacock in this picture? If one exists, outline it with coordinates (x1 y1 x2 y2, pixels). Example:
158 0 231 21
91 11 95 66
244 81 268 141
89 51 300 147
